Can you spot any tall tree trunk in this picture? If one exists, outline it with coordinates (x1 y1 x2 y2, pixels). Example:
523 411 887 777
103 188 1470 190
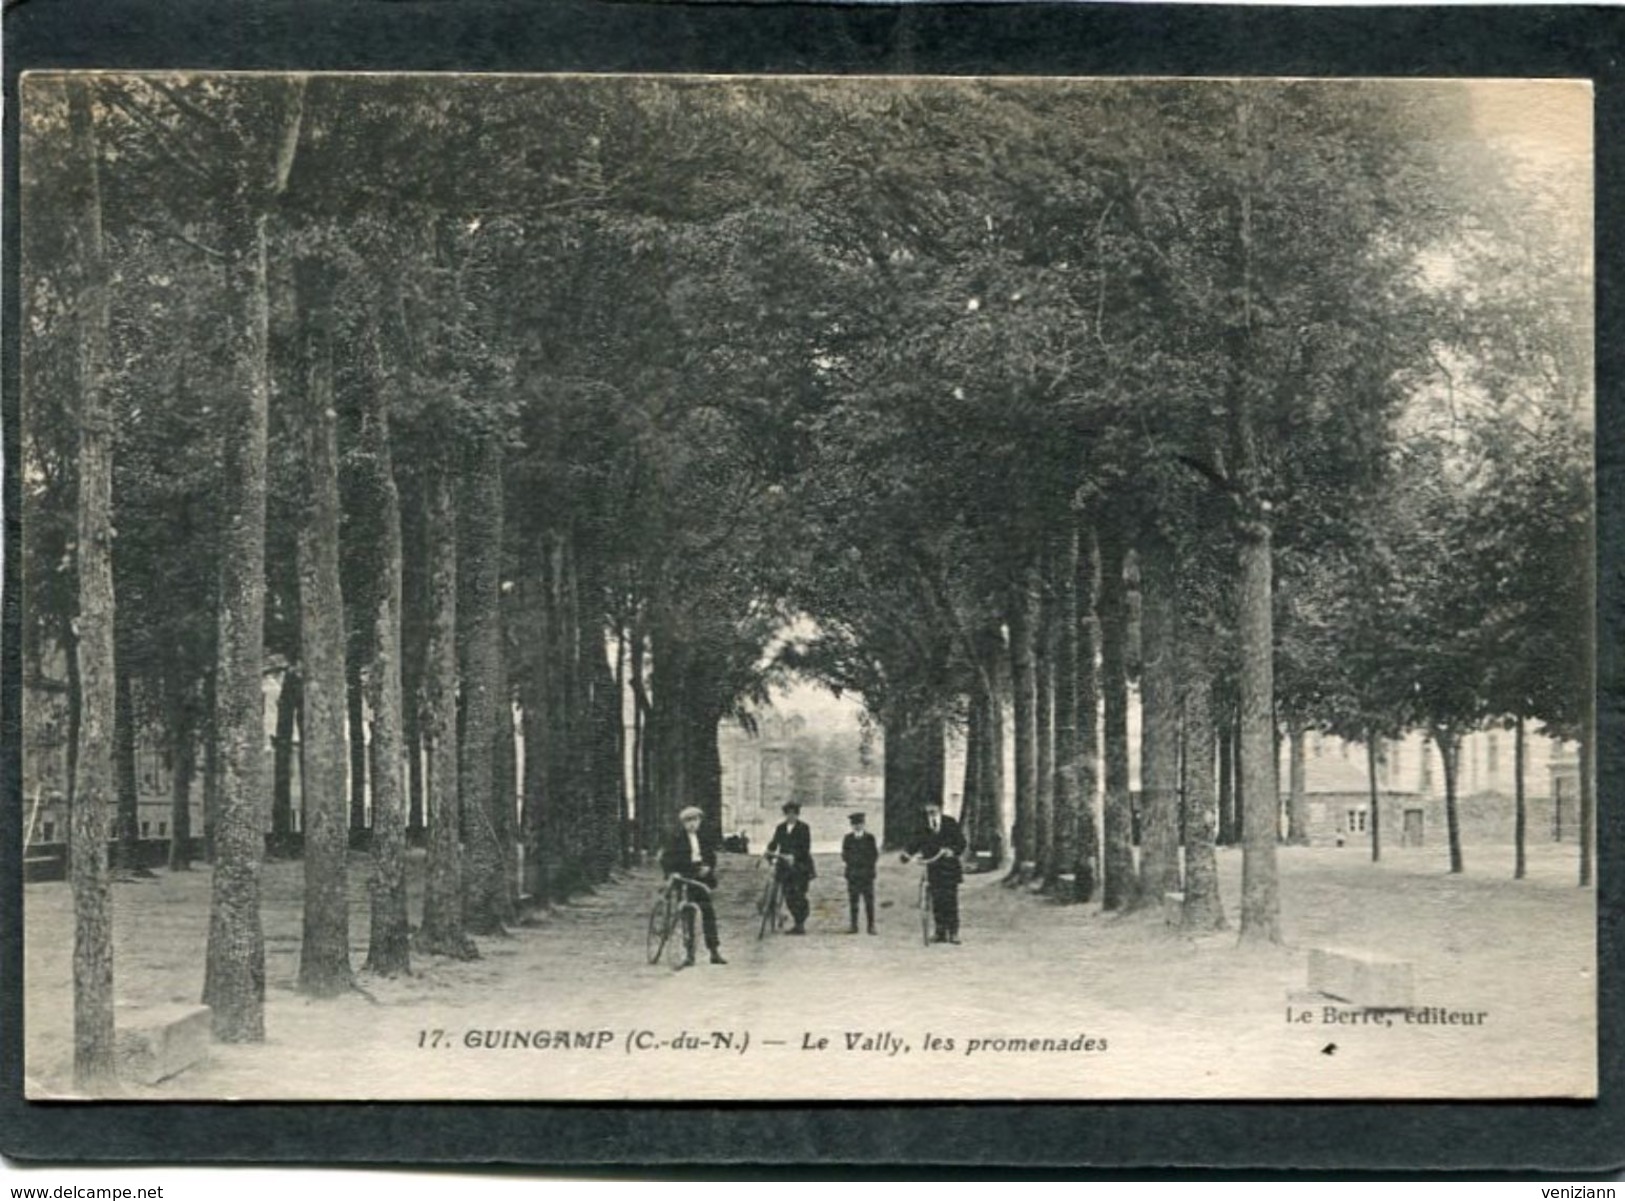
1136 536 1181 906
202 216 279 1041
1436 727 1464 875
113 663 140 872
1034 563 1057 886
458 436 509 935
361 351 411 978
494 616 520 906
1075 525 1101 903
1007 565 1040 884
347 646 367 837
1578 725 1593 887
406 706 424 843
1050 526 1080 897
630 629 653 858
203 75 305 1041
1286 724 1308 845
1236 519 1280 943
1181 670 1226 930
293 258 352 998
415 464 476 958
1217 717 1236 846
167 697 196 872
65 78 117 1088
1367 734 1382 862
1513 715 1526 881
270 671 300 845
961 687 983 833
1098 523 1137 911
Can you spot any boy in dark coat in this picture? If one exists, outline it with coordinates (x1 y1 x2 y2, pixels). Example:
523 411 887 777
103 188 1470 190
841 812 879 934
765 800 816 934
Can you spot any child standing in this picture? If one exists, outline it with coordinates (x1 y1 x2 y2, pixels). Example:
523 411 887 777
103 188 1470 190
841 811 879 935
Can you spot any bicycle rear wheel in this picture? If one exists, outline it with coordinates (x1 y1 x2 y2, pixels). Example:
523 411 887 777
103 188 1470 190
919 879 933 946
647 893 674 965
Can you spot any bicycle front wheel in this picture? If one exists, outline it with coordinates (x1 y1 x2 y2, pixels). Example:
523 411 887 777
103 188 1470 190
758 877 780 940
647 894 674 965
919 879 934 946
669 904 696 969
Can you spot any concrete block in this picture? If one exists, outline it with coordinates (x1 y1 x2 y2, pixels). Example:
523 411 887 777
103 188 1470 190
1308 948 1415 1009
116 1003 211 1085
1163 892 1186 927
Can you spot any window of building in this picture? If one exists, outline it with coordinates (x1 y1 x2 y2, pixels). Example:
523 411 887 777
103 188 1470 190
1420 744 1433 791
141 821 151 838
1486 733 1499 779
159 822 167 837
42 821 55 842
1345 808 1368 834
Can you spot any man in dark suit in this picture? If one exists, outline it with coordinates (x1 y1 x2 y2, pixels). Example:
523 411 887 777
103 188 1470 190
841 811 879 934
659 805 726 965
901 799 966 944
765 800 816 934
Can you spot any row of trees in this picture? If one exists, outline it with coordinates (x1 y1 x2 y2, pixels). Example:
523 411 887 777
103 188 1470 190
23 75 1591 1091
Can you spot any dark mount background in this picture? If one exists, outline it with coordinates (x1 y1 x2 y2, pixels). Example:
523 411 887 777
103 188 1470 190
3 0 1622 1176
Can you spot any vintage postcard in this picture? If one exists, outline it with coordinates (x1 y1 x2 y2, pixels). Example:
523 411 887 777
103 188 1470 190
19 71 1594 1103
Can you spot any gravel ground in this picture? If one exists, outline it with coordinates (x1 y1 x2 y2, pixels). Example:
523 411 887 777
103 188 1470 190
23 839 1594 1100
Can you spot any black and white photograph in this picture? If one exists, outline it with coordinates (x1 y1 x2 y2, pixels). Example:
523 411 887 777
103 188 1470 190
19 71 1595 1103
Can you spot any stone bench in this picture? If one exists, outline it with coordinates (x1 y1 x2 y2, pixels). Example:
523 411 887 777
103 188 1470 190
116 1003 211 1085
1308 947 1415 1010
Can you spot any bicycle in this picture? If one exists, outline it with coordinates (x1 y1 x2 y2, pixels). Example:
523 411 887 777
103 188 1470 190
646 875 713 969
757 851 793 940
902 848 951 946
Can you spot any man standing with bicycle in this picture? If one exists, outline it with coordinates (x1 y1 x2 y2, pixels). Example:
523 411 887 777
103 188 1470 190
765 800 816 935
660 806 727 965
901 798 966 944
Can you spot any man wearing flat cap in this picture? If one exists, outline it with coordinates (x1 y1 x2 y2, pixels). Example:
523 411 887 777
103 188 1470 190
841 811 879 935
659 805 726 965
765 800 816 934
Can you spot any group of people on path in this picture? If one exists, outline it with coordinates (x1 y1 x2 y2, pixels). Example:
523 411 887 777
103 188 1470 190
657 797 968 967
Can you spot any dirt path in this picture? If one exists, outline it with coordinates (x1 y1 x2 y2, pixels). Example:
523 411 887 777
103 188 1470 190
23 843 1594 1100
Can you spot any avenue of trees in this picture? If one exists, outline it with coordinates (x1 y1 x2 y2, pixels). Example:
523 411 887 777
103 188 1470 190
22 75 1591 1088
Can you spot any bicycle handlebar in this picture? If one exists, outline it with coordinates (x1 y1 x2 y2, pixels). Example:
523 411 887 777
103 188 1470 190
666 875 713 896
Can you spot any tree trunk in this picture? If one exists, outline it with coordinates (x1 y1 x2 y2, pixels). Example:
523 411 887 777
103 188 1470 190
458 436 509 935
1236 519 1281 943
202 210 279 1043
1217 717 1236 846
494 617 520 906
361 348 411 978
1034 561 1057 886
1513 715 1526 881
271 671 300 845
1579 725 1593 887
1050 526 1080 897
347 644 367 837
961 687 983 833
1098 523 1137 911
1136 536 1181 906
1007 564 1040 884
1437 727 1464 875
167 699 196 872
1287 724 1308 845
1074 525 1101 903
415 464 476 958
113 663 140 873
65 78 117 1089
406 705 424 843
293 257 352 998
1367 734 1382 862
630 629 653 859
1181 670 1226 930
